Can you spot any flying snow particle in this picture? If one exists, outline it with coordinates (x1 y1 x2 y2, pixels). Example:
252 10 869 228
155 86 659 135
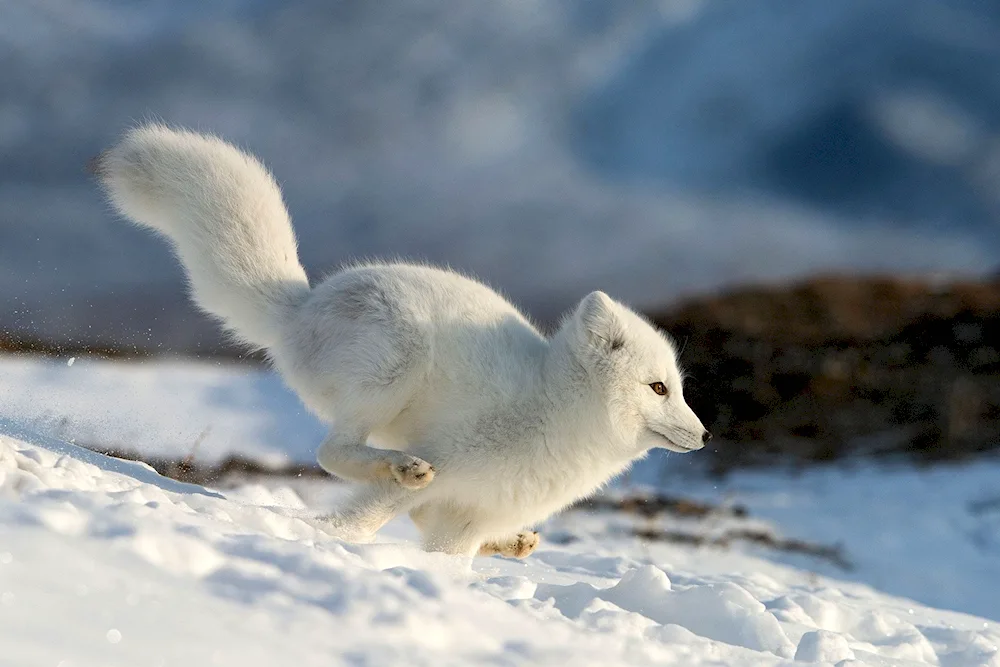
67 357 75 367
106 629 122 644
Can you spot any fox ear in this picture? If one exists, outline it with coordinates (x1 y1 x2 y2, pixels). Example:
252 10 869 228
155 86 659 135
576 291 625 352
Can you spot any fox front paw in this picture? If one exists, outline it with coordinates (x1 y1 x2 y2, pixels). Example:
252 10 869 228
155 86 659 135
391 456 436 489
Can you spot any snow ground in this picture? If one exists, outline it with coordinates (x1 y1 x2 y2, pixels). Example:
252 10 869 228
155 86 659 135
0 356 1000 652
651 462 1000 626
3 419 999 667
0 354 325 465
3 354 1000 629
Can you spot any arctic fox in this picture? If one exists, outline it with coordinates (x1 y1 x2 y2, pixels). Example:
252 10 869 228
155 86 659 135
95 125 710 558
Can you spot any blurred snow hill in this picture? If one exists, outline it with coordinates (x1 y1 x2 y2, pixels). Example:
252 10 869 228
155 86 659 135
3 0 1000 353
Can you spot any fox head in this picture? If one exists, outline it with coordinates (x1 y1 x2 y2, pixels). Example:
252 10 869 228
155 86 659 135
564 291 710 454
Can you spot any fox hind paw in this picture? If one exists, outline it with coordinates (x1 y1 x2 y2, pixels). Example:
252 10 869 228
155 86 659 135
509 531 539 558
480 531 539 559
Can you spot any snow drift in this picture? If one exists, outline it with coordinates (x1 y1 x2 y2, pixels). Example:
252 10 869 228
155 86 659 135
2 416 999 665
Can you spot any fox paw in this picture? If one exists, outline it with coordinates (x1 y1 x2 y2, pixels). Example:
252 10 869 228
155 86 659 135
391 456 435 489
480 531 540 559
507 531 540 558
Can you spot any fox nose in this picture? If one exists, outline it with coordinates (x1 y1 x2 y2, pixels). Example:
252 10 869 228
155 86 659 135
702 430 713 444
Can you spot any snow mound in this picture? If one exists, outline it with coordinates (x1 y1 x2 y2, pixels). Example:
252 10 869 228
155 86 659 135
1 422 998 666
794 630 855 663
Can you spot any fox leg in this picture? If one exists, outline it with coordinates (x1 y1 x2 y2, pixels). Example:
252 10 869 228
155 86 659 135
324 479 422 542
478 532 540 559
317 427 435 490
408 502 486 557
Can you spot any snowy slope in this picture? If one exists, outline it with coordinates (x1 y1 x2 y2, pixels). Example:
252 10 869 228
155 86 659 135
0 355 325 465
2 420 998 666
634 462 1000 625
4 353 1000 627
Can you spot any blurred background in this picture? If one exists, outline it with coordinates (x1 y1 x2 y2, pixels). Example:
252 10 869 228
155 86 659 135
3 0 1000 346
3 0 999 468
2 0 1000 620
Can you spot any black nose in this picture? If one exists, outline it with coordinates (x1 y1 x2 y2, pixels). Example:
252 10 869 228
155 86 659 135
702 430 713 444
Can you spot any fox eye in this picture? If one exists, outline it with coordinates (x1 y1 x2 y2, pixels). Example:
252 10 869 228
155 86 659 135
649 382 668 396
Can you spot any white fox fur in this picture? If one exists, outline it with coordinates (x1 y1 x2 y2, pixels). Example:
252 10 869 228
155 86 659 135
96 125 710 558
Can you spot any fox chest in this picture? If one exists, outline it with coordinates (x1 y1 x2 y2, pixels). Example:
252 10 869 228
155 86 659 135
451 447 637 530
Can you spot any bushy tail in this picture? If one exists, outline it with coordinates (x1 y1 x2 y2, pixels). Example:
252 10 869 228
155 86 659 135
95 125 310 349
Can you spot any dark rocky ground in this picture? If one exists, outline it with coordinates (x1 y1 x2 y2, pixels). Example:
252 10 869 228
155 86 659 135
653 275 1000 474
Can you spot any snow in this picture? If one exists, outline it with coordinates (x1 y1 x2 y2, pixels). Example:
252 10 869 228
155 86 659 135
794 631 855 663
649 462 1000 624
1 355 999 665
4 353 1000 628
0 354 325 465
3 418 999 666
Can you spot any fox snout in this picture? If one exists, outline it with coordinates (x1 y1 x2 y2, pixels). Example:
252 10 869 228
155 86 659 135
685 429 712 451
671 429 711 453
